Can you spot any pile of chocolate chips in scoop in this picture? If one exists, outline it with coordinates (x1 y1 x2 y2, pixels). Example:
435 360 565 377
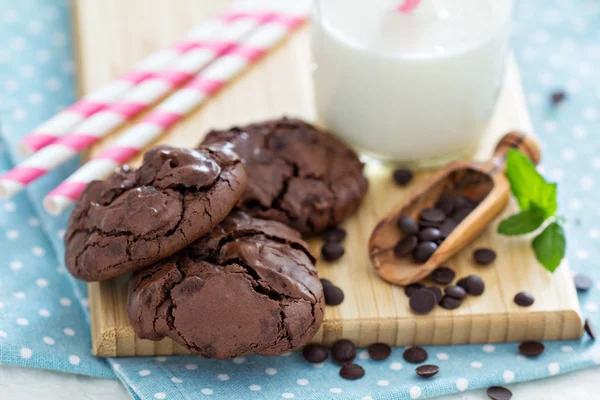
394 193 480 263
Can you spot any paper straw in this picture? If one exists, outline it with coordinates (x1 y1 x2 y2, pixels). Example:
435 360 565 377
44 9 307 215
397 0 422 14
0 7 298 200
17 1 272 155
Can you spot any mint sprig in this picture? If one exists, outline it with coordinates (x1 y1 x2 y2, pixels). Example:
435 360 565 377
498 149 566 272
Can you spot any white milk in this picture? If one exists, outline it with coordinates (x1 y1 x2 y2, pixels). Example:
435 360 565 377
312 0 514 164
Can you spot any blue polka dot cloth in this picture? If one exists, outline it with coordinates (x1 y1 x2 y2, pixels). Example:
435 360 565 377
1 0 599 399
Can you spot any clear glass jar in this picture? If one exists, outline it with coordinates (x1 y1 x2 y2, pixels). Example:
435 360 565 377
312 0 514 166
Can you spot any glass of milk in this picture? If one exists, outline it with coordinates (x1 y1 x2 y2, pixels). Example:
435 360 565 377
312 0 514 166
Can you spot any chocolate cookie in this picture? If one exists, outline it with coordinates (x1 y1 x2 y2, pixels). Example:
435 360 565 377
127 211 324 359
65 145 247 281
201 117 368 235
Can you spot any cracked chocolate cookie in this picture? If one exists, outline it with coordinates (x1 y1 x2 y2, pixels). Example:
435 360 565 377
201 117 368 235
64 144 247 282
127 211 324 359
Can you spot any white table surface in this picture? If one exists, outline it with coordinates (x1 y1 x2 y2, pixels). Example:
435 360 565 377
1 364 598 399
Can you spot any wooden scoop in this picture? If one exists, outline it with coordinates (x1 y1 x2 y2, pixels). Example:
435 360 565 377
369 132 541 286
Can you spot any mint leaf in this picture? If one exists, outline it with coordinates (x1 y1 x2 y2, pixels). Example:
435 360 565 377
532 222 566 272
498 204 546 235
505 149 557 217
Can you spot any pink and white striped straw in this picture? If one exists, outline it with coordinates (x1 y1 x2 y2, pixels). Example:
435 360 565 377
0 5 299 200
44 8 307 215
17 1 274 156
397 0 422 14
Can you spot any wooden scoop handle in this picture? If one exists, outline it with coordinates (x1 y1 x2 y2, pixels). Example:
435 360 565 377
491 132 541 171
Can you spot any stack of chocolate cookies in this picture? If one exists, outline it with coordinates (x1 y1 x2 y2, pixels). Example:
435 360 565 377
64 117 368 359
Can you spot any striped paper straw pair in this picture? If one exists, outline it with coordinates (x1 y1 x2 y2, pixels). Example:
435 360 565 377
0 1 308 203
45 12 307 215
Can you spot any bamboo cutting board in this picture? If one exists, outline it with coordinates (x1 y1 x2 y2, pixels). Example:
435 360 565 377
73 0 583 357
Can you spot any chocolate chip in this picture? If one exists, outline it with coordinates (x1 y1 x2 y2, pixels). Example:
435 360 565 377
438 219 458 238
419 208 446 223
331 339 356 365
419 220 443 229
403 346 428 363
419 227 442 242
394 235 418 258
367 343 392 360
459 275 485 295
409 289 437 315
323 283 344 306
413 241 437 263
323 227 347 243
339 363 365 380
487 386 513 400
321 242 345 261
585 318 596 340
574 273 593 291
397 215 420 235
430 267 456 285
473 248 496 265
444 285 467 300
302 343 328 363
405 283 425 297
439 295 461 310
320 278 333 287
514 291 534 307
449 206 472 222
551 91 566 105
435 195 455 215
416 364 439 378
518 340 545 357
426 286 443 303
393 168 413 185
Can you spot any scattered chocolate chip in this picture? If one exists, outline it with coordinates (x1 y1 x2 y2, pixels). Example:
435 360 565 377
420 208 446 223
397 215 420 235
323 227 347 243
323 283 344 306
419 227 442 242
302 343 329 363
320 278 332 287
435 195 455 215
405 283 425 297
456 277 468 288
409 289 437 315
444 285 467 300
403 346 428 364
416 364 439 378
518 340 545 357
413 241 437 263
331 339 356 365
459 275 485 296
393 168 413 186
321 242 345 261
487 386 513 400
438 219 458 238
430 267 456 285
439 296 462 310
339 363 365 380
367 343 392 360
551 91 566 105
574 273 593 291
426 286 443 303
585 318 596 341
514 291 534 307
394 235 419 258
473 248 497 265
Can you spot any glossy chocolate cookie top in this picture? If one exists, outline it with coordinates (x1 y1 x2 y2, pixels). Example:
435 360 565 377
201 117 368 235
127 211 324 359
65 144 247 281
